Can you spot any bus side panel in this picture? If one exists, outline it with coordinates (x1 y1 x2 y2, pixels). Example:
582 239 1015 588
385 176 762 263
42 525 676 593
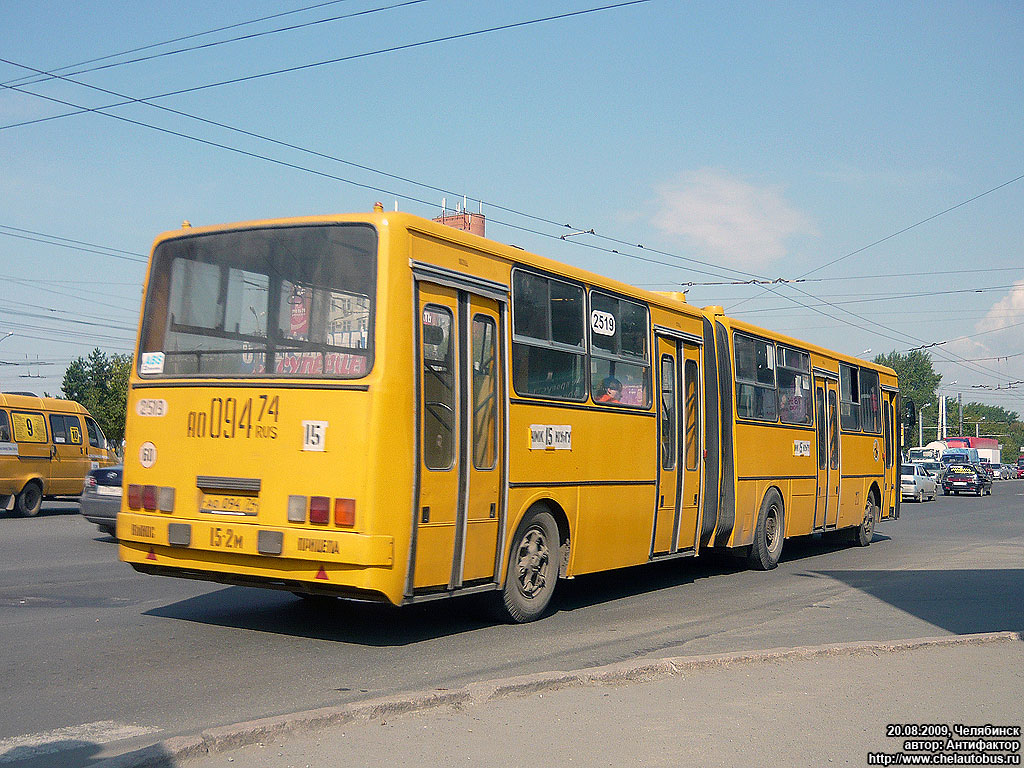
571 484 657 575
507 403 657 577
838 433 879 528
786 478 817 536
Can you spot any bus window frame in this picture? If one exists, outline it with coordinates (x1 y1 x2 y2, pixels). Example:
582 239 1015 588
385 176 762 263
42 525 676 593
839 363 861 432
732 331 780 424
587 287 652 410
138 223 378 381
776 344 812 427
510 267 589 403
859 367 882 434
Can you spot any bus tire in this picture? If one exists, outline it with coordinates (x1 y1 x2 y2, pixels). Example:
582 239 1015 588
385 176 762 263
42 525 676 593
495 508 560 623
14 482 43 517
852 495 877 547
748 489 784 570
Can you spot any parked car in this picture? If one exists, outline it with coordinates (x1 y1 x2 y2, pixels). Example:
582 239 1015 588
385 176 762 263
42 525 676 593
941 464 992 496
79 464 122 537
1017 466 1024 479
901 463 938 502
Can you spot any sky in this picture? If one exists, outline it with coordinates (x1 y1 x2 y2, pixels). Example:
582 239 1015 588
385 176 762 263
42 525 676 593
1 0 1022 422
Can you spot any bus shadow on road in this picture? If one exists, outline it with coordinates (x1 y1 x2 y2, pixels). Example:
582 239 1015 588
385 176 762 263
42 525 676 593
143 533 895 644
813 567 1024 635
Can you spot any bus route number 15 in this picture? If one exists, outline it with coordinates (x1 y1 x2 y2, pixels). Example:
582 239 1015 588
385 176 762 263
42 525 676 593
303 421 328 452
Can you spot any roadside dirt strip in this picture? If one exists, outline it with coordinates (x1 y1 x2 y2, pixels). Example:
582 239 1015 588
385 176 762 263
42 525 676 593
96 630 1024 768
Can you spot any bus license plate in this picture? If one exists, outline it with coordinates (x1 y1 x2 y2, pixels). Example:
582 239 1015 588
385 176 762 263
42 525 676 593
201 494 259 516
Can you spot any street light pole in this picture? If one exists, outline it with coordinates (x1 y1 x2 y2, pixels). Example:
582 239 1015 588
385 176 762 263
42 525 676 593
919 403 931 447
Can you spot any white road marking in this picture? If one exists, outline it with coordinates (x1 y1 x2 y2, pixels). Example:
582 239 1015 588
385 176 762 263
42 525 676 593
0 720 161 763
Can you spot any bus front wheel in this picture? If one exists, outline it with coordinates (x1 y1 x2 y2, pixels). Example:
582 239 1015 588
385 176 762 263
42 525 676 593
495 508 560 623
748 489 784 570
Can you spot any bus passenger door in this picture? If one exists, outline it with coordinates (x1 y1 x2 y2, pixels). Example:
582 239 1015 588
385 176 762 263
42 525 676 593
677 347 702 552
415 285 461 590
652 338 678 556
652 338 701 557
880 393 895 519
413 282 505 593
461 297 503 583
825 382 841 528
813 375 841 530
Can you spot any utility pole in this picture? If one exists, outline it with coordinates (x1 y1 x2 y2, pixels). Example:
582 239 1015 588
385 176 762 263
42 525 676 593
958 393 963 436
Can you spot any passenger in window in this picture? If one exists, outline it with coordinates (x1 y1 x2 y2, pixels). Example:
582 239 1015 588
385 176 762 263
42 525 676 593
597 376 622 403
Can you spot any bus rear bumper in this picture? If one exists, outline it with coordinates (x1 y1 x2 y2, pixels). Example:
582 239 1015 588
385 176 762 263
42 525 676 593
118 512 396 594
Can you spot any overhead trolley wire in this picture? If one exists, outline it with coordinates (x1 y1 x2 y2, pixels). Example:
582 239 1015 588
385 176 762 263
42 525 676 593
0 0 362 87
1 0 430 94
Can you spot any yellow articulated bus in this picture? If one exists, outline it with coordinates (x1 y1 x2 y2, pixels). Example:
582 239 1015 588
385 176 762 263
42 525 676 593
118 210 900 622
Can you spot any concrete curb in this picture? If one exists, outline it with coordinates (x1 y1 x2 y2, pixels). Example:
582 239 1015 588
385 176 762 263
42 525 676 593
95 630 1024 768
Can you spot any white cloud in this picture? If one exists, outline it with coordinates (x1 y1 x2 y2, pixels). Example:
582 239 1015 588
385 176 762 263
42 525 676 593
975 280 1024 337
649 169 817 270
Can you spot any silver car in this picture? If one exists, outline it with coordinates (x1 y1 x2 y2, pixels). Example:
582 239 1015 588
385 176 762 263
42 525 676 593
901 463 937 502
79 465 122 537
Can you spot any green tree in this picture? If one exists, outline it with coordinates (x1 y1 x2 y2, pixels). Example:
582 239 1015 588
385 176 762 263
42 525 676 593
873 350 943 443
61 348 131 447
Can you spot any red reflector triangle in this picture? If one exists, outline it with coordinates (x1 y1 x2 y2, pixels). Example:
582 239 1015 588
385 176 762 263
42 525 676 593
146 548 157 561
315 565 329 580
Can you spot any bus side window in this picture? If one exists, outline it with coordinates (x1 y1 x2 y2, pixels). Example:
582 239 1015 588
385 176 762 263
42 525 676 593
0 410 10 442
49 414 68 444
684 359 700 471
65 416 83 445
422 305 455 470
85 417 105 449
815 389 827 469
472 315 497 471
660 355 676 469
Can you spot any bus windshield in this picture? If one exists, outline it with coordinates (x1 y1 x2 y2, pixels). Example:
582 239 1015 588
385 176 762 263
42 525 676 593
139 224 376 378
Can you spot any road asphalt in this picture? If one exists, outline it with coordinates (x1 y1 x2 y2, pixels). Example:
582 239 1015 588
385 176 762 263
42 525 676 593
96 631 1024 768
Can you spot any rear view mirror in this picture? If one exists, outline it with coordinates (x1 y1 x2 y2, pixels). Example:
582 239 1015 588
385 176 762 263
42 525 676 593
902 398 917 429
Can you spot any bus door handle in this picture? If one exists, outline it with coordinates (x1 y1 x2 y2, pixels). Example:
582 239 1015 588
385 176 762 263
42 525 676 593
50 445 57 458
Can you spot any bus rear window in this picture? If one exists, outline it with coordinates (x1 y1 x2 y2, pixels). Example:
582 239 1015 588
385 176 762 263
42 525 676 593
139 224 376 378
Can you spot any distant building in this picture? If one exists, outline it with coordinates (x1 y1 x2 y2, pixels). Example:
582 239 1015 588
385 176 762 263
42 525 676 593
433 211 485 237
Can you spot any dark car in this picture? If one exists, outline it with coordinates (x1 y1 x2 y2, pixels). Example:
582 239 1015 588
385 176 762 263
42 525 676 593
941 464 992 496
79 465 122 537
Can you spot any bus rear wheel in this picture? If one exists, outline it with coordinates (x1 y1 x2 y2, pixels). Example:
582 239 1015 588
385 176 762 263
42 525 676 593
494 508 560 623
14 483 42 517
852 496 877 547
748 489 784 570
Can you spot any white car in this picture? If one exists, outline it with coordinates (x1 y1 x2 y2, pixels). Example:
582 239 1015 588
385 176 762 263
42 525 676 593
901 463 937 502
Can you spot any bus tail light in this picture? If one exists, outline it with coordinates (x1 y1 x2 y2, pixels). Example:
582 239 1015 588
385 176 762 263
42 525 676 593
127 484 142 509
334 498 355 527
142 485 158 511
309 496 330 524
287 495 307 523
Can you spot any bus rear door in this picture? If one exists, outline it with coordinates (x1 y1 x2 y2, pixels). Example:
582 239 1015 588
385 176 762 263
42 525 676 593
411 280 506 594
